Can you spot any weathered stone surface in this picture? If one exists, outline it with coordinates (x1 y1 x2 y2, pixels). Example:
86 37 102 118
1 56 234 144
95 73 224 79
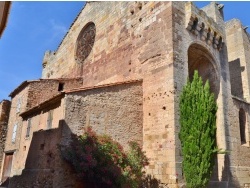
2 2 250 188
64 81 143 150
0 100 10 174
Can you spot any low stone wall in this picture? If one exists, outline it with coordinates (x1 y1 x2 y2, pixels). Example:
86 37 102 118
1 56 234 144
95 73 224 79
64 81 143 150
7 125 83 188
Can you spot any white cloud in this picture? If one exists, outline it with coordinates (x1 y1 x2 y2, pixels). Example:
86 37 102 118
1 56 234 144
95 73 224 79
50 19 67 34
44 19 68 48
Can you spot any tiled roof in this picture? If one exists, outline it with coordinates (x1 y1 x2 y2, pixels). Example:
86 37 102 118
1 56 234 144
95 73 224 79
65 79 143 94
20 93 64 118
9 77 82 98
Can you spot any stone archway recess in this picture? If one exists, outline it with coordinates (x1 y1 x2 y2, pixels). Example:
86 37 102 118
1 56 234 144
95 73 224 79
188 43 220 99
187 43 221 183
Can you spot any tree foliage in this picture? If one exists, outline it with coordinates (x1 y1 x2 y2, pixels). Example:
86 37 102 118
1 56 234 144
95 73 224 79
61 127 148 188
179 70 218 188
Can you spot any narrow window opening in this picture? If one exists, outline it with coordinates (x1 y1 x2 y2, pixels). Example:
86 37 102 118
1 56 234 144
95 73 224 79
58 83 64 91
200 22 205 34
239 108 246 144
16 98 21 113
47 110 53 129
192 17 198 31
12 124 18 143
218 36 223 50
213 32 217 44
207 28 211 40
26 118 31 138
40 144 45 150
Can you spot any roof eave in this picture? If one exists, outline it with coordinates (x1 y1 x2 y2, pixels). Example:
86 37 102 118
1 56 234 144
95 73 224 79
0 2 11 38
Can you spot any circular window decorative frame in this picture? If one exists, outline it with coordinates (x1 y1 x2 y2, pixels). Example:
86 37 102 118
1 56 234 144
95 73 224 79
75 22 96 64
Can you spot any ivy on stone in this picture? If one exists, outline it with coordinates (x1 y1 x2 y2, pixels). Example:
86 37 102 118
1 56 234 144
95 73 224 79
179 70 217 188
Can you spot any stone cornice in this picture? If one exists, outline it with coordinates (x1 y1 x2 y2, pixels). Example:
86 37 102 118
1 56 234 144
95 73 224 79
185 2 224 51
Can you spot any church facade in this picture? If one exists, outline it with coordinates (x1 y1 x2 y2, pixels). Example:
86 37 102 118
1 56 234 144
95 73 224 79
0 2 250 187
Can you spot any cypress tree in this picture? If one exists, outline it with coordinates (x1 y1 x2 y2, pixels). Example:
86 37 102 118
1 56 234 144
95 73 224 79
179 70 217 188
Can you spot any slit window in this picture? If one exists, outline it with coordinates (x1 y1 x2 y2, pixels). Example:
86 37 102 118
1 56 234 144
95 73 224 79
47 110 53 129
16 98 21 113
26 118 31 138
239 108 246 144
12 124 18 143
192 17 198 30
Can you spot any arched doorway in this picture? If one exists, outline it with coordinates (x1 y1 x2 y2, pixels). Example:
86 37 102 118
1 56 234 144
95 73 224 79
187 43 220 183
188 43 220 99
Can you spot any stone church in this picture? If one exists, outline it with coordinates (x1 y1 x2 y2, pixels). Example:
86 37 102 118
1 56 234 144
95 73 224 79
0 2 249 187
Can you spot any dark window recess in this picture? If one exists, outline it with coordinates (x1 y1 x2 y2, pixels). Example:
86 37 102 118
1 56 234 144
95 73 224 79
239 108 246 144
26 118 31 138
58 83 64 91
40 144 45 150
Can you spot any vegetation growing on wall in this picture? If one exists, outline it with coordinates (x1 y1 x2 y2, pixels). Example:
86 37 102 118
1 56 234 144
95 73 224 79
61 127 148 188
179 70 218 188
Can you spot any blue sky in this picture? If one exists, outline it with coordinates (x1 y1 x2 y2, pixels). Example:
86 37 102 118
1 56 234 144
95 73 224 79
0 1 250 101
0 2 84 100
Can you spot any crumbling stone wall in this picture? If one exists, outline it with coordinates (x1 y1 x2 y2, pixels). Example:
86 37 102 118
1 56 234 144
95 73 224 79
27 78 82 110
64 81 143 150
8 125 82 188
0 100 10 172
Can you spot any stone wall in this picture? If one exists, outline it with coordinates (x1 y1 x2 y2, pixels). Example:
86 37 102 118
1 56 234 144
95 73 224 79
8 125 82 188
6 81 143 187
11 99 64 176
27 78 82 110
226 18 250 187
201 2 225 29
226 19 250 101
4 86 29 154
172 2 231 186
42 2 177 186
64 81 143 150
2 1 250 187
0 100 10 174
229 97 250 187
3 78 82 177
3 97 81 188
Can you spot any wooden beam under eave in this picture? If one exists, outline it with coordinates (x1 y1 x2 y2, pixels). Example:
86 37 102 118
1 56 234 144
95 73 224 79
0 1 11 38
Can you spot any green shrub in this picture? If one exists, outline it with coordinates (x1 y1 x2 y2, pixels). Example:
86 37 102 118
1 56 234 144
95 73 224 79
61 127 148 188
179 70 218 188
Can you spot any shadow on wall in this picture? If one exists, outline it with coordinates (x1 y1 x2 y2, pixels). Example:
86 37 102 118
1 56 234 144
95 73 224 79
222 50 241 187
1 120 83 188
229 58 244 99
142 175 167 188
0 120 164 188
207 154 241 188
